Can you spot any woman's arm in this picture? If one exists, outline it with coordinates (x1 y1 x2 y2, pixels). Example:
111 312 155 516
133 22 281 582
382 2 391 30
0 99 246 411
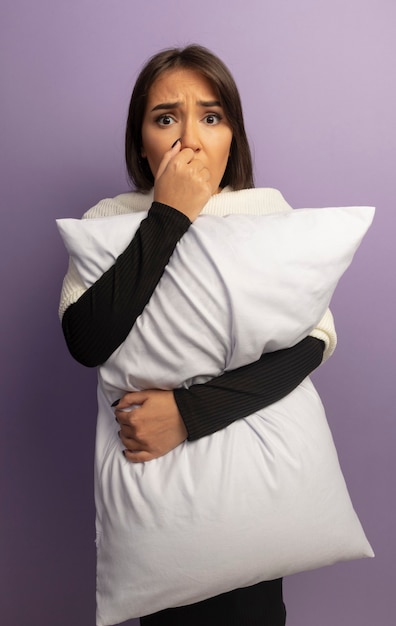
175 335 324 440
61 202 191 366
115 336 324 461
61 140 214 366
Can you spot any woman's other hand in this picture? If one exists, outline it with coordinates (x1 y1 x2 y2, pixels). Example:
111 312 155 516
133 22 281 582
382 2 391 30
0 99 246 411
114 389 188 463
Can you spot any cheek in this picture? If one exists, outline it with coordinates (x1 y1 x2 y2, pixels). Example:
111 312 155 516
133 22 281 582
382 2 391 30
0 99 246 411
145 151 161 178
219 130 232 156
216 136 232 171
141 138 163 177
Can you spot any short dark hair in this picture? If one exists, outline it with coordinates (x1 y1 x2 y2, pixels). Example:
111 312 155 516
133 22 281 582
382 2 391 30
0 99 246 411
125 45 254 191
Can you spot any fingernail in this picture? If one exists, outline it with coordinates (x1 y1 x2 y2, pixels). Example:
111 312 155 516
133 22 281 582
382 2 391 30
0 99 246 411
171 138 181 149
111 399 120 407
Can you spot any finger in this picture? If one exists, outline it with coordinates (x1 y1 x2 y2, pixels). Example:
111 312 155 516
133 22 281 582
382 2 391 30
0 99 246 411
114 390 149 411
118 420 139 437
118 423 135 439
119 430 140 448
114 403 141 421
177 146 197 162
115 416 134 433
123 449 155 464
155 138 182 180
193 162 211 180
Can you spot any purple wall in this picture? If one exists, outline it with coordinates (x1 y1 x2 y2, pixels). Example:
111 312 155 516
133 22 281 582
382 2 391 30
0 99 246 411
1 1 394 624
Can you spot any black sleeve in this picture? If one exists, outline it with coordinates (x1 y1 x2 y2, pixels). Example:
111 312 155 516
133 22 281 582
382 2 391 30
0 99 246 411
61 202 191 367
174 336 325 441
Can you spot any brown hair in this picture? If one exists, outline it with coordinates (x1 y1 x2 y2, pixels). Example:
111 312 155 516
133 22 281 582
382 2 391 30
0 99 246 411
125 45 254 191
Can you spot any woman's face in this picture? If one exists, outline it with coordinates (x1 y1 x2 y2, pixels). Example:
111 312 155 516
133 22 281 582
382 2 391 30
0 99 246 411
141 69 233 194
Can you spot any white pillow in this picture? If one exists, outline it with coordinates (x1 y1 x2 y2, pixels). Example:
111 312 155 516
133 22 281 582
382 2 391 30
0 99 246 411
58 206 373 381
57 205 374 625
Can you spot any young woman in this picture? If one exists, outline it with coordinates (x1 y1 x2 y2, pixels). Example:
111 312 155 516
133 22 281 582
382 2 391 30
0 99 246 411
59 45 336 626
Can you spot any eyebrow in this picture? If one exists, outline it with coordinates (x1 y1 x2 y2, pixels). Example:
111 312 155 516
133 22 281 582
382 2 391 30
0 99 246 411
151 100 222 112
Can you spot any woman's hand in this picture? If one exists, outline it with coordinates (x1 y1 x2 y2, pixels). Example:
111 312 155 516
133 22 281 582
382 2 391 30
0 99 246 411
114 389 188 463
154 140 212 221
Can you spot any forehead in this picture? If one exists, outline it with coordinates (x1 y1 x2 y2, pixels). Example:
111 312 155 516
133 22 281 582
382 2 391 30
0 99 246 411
147 68 219 104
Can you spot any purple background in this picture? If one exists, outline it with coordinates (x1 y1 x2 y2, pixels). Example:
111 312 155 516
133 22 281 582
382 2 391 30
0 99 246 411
1 1 394 624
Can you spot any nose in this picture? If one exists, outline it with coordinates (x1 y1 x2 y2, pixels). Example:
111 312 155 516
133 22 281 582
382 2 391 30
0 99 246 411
180 119 201 152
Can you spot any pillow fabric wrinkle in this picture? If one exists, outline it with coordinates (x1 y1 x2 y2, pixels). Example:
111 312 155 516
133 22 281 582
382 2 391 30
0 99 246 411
57 193 374 626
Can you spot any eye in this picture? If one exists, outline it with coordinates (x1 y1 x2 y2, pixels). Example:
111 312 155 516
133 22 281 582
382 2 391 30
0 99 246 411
156 114 175 127
204 113 222 125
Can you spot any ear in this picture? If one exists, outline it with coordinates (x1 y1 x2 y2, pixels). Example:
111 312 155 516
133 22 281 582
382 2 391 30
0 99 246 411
141 146 147 158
